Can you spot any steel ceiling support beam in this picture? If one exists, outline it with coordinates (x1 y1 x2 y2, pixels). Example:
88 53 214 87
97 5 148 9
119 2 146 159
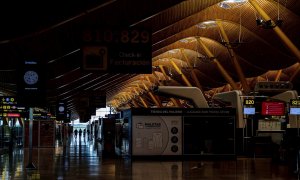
114 102 120 108
142 82 162 107
170 58 193 87
290 63 300 81
180 48 203 90
145 76 162 107
138 96 148 108
121 95 127 103
110 100 117 108
152 70 172 103
115 96 125 109
115 84 139 107
157 66 182 107
197 37 239 90
152 71 180 107
216 20 250 93
152 71 164 86
249 0 300 81
211 88 219 98
133 88 148 108
274 69 282 82
115 91 132 109
146 75 163 104
131 98 140 108
120 94 131 108
137 83 161 107
145 76 155 86
125 94 135 108
158 65 171 82
126 94 132 102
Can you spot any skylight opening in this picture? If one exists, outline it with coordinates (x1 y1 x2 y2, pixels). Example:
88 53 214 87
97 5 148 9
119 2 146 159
218 0 247 9
196 21 217 29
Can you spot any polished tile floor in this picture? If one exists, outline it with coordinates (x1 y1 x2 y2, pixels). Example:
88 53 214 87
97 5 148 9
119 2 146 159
1 136 300 180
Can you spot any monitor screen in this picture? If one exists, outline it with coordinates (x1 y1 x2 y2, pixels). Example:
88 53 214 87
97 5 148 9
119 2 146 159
290 107 300 115
243 107 255 115
261 101 285 116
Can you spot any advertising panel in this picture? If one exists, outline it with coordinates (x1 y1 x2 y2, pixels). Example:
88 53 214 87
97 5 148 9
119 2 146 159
132 116 182 156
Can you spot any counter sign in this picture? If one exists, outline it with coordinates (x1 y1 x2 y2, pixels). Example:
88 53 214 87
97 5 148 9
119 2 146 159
291 99 300 106
244 99 255 105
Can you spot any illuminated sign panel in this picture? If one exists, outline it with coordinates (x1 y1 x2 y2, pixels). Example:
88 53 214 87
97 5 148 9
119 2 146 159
0 113 21 117
17 60 46 107
261 101 285 116
290 107 300 115
82 27 152 73
243 107 256 115
1 97 17 105
0 96 24 114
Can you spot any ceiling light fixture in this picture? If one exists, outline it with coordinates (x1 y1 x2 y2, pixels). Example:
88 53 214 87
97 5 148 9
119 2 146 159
255 19 283 29
255 0 283 29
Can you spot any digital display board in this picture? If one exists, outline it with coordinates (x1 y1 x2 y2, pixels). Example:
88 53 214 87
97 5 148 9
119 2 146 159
17 60 46 107
243 107 256 115
290 107 300 115
261 101 285 116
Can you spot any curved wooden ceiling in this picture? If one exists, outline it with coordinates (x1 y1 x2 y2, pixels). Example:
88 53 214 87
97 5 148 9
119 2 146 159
0 0 300 118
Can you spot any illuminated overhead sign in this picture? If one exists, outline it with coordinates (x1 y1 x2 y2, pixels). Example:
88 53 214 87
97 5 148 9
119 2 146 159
1 96 17 105
64 111 71 123
0 112 21 117
0 96 25 113
56 101 66 121
82 27 152 74
17 60 46 107
0 105 24 112
261 101 285 116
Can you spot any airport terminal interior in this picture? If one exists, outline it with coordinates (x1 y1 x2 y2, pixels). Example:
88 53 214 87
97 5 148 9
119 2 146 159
1 0 300 179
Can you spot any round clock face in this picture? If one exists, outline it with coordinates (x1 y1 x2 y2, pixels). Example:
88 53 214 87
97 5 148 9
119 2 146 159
58 106 65 112
23 70 39 85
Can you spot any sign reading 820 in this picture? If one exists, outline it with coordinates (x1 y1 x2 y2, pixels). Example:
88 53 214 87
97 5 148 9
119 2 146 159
82 28 151 44
244 99 255 105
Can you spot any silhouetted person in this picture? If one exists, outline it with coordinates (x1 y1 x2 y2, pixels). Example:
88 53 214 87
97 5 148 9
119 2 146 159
74 129 78 139
79 129 82 137
83 129 86 138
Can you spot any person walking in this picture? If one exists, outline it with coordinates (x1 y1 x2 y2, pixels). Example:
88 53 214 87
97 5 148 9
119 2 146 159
74 129 78 139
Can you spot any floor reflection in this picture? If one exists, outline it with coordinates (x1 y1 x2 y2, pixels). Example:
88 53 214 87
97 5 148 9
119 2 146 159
0 136 299 179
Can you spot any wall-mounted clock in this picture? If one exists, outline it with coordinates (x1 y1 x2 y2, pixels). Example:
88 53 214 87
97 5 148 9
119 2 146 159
23 70 39 85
